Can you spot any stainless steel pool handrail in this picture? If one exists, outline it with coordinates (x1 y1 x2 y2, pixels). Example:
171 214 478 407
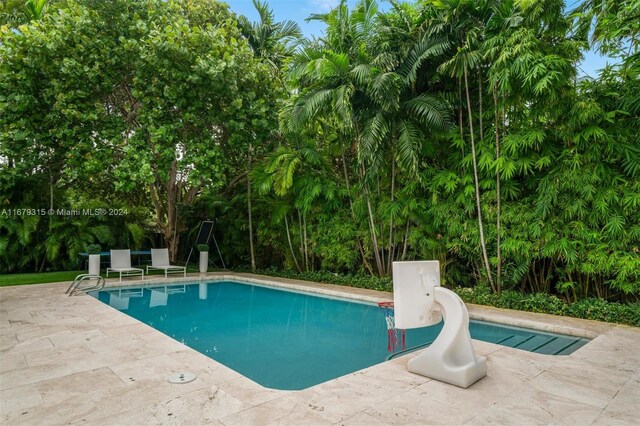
66 274 106 296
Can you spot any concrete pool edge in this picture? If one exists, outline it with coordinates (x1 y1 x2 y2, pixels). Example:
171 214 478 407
1 273 638 424
95 271 616 340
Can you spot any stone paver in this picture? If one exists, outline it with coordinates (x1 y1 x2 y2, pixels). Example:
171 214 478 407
1 273 638 425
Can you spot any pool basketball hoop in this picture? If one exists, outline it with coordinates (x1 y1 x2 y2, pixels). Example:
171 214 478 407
378 301 406 352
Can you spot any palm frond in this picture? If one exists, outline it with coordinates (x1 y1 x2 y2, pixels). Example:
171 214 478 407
396 120 422 175
399 35 450 85
403 94 452 130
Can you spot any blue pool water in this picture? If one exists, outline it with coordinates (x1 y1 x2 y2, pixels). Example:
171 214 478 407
91 281 588 390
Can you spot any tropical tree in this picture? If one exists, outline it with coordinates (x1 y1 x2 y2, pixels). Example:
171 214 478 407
1 0 278 264
360 2 452 274
235 1 301 270
284 0 385 274
237 0 301 72
2 0 638 306
280 0 455 276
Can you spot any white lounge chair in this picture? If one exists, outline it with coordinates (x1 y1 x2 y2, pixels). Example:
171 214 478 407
147 248 186 278
106 249 144 282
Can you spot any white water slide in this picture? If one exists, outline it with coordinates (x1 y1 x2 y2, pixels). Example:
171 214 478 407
393 260 487 388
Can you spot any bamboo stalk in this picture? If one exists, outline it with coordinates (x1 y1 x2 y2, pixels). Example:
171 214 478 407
493 82 502 295
464 66 494 290
285 214 301 272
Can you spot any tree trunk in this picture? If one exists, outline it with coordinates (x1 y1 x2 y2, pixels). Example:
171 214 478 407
285 214 302 272
165 160 180 262
44 163 54 273
493 82 502 295
38 253 46 273
49 167 54 212
362 164 384 276
401 218 410 261
366 190 384 276
302 212 309 271
298 210 306 271
377 175 385 272
247 144 256 271
164 228 180 264
478 69 484 141
147 155 203 263
464 66 494 290
387 158 396 274
341 143 374 275
458 77 465 159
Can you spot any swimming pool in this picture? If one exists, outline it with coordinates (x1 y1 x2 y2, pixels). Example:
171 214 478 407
90 280 588 390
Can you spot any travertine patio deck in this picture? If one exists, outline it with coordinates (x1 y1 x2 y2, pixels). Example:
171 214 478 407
1 273 638 425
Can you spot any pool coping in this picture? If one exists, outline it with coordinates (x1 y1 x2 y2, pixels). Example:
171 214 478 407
96 271 615 339
2 272 638 425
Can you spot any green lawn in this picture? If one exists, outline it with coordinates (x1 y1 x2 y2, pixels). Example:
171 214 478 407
0 270 86 287
0 265 212 287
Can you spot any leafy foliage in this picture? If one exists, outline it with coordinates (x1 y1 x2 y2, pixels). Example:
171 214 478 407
235 266 394 292
1 0 279 267
1 0 638 313
455 286 640 327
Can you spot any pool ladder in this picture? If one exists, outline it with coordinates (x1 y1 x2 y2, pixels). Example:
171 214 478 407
66 274 106 296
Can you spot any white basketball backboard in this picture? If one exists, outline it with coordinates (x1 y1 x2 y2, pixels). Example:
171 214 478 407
392 260 443 329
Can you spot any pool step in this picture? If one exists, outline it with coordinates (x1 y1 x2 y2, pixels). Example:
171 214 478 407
496 334 586 355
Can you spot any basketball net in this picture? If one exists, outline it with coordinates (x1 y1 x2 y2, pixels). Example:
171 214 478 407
378 301 406 352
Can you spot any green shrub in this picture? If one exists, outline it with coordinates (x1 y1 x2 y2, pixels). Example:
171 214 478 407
453 287 639 327
197 244 209 252
566 298 640 325
237 267 393 292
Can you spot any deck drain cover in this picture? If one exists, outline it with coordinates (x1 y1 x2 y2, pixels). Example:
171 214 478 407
167 372 197 384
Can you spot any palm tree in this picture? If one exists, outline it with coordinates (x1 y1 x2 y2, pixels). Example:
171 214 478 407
287 0 388 274
237 0 302 271
360 5 453 273
237 0 302 73
286 0 453 275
